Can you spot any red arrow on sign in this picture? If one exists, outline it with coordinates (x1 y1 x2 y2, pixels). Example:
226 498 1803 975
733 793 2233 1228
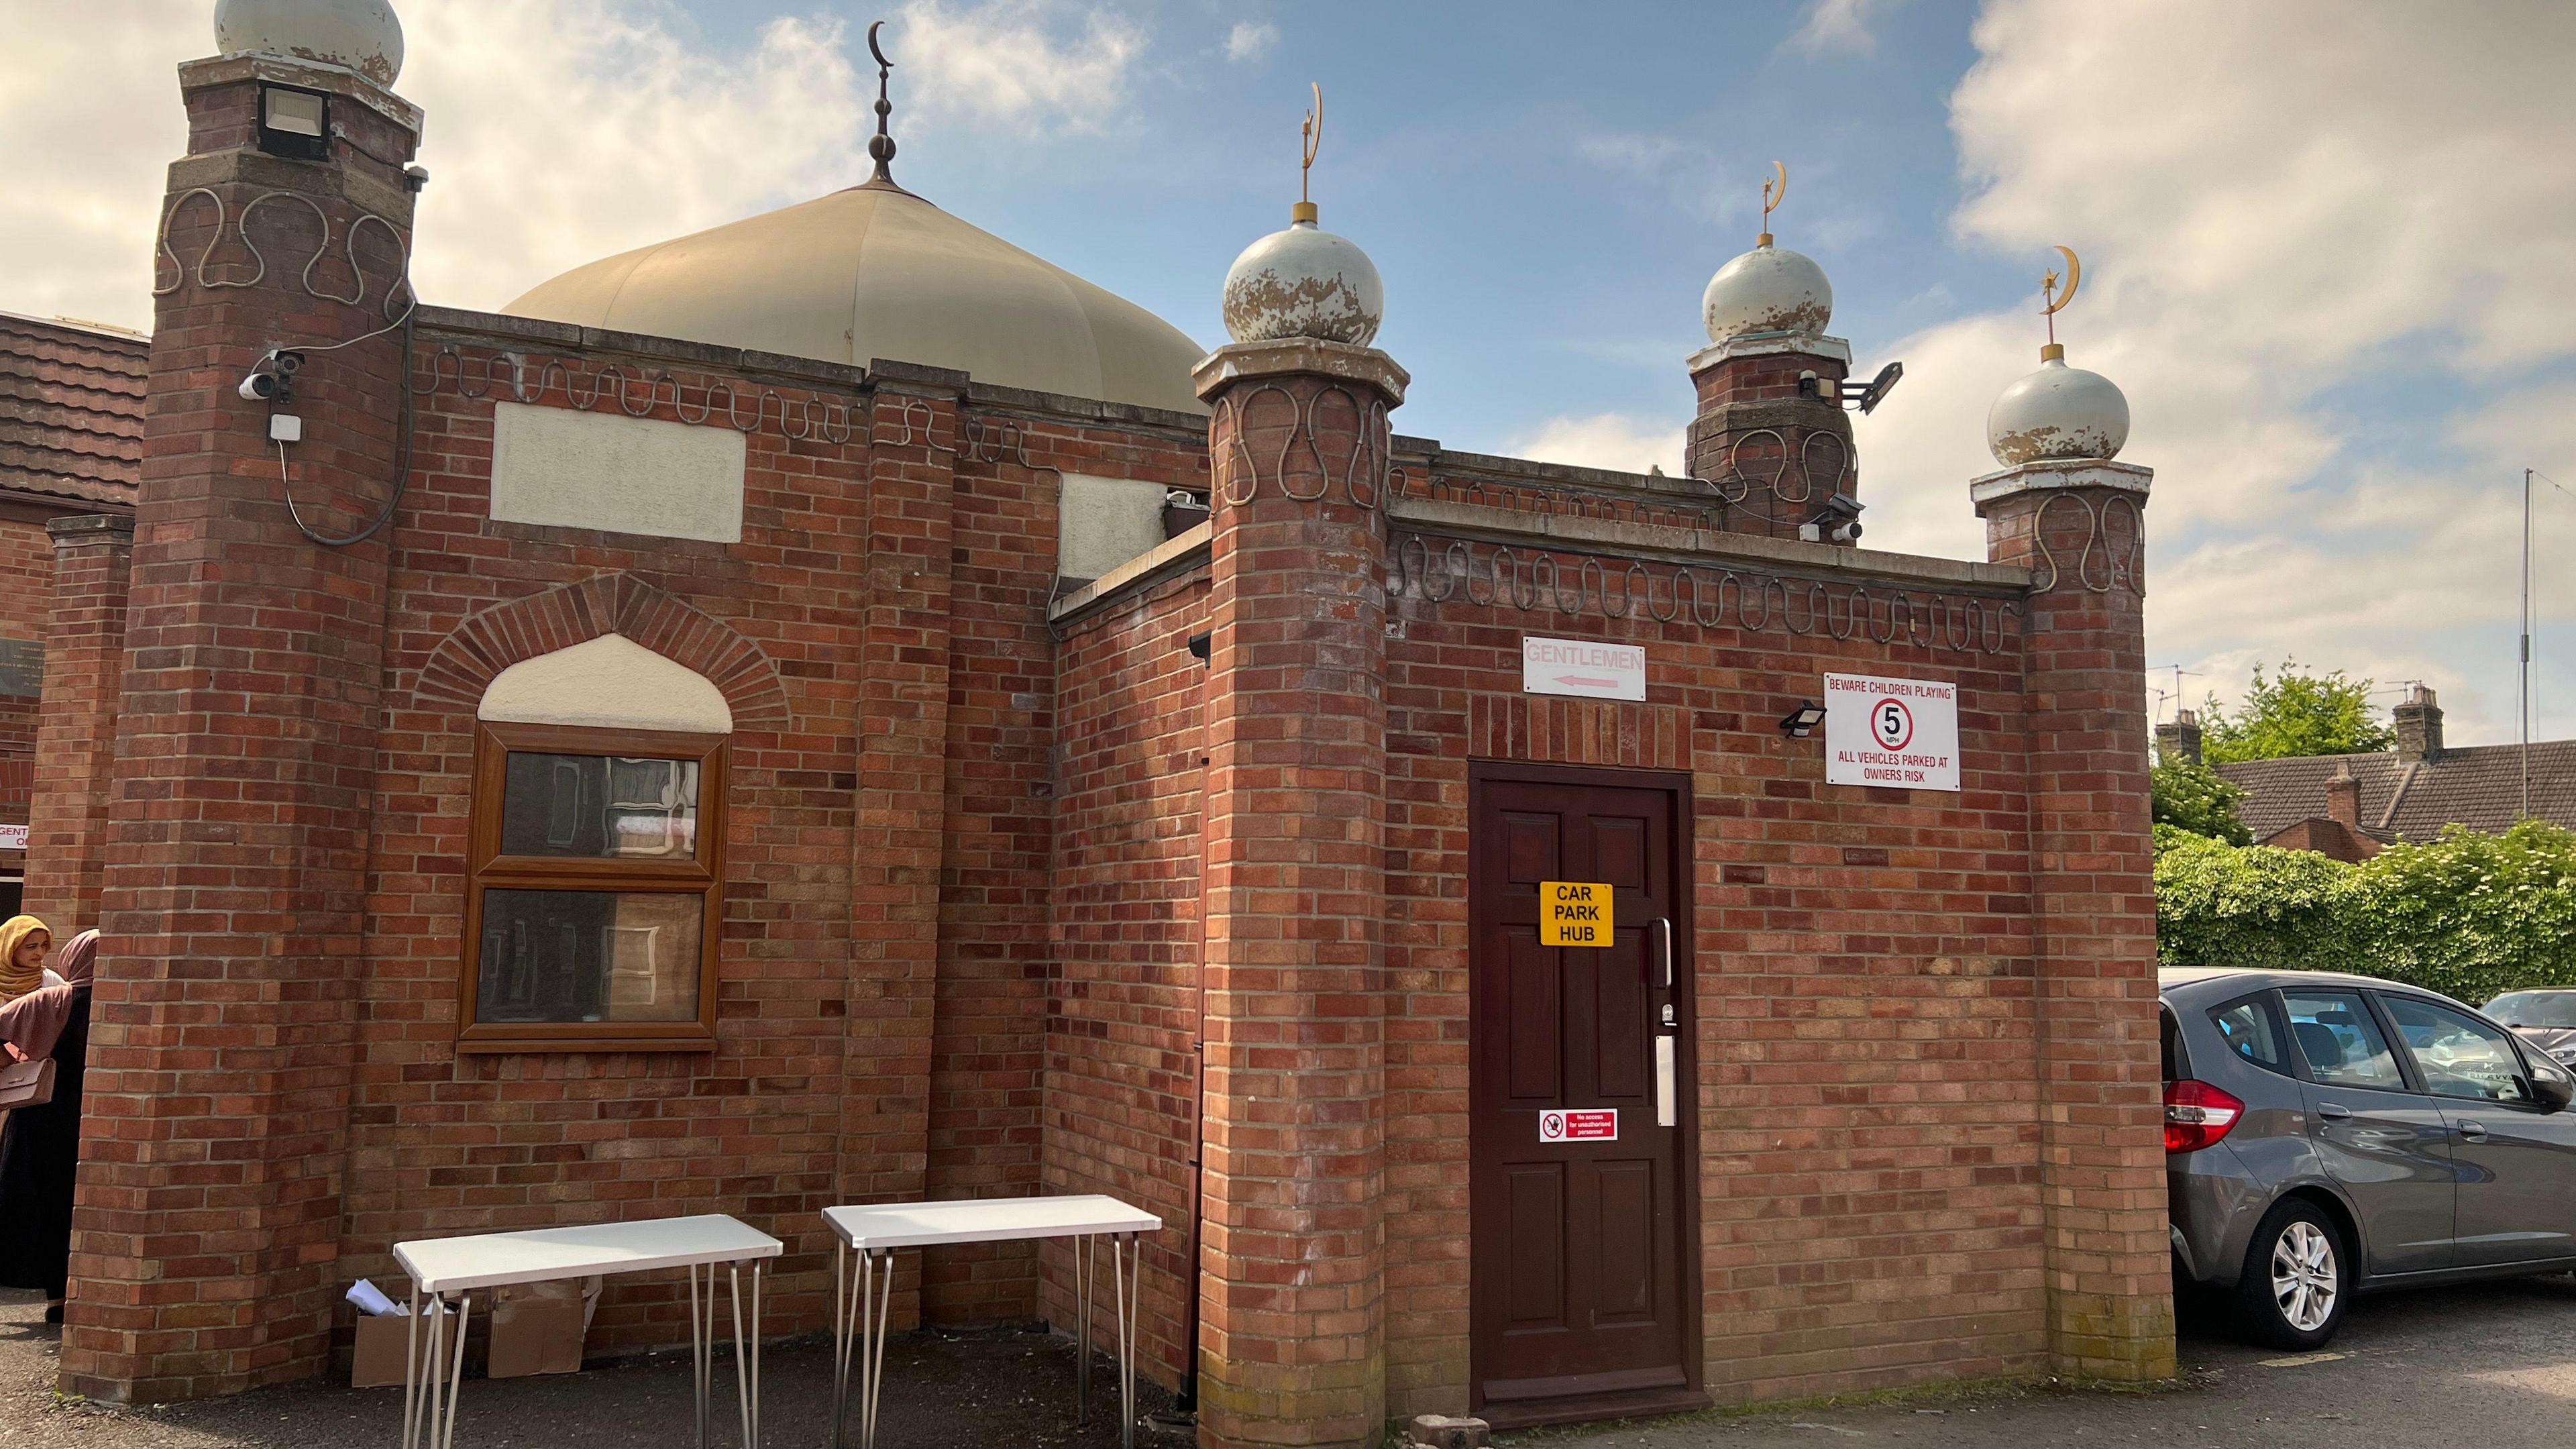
1555 675 1619 688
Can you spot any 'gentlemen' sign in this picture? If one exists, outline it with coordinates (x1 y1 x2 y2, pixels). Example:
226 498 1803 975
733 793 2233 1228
1540 880 1613 947
1521 636 1646 701
1824 674 1961 792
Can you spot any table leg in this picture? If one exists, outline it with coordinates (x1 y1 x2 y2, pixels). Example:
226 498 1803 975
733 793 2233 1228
1075 1235 1091 1425
854 1248 893 1449
402 1285 423 1449
1114 1235 1136 1449
733 1260 763 1449
832 1242 849 1449
691 1263 712 1449
438 1292 472 1449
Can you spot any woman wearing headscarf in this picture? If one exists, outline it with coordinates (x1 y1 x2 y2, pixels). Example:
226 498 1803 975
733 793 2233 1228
0 916 52 1007
0 927 94 1323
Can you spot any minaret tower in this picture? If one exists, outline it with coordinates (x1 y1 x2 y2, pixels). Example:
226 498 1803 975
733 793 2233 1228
1193 85 1404 1449
1686 164 1860 539
1972 249 2174 1384
66 0 421 1402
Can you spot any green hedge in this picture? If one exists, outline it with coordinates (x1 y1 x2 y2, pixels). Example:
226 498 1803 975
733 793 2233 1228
2155 820 2576 1007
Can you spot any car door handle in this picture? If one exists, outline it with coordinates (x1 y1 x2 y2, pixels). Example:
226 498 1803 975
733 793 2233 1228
2459 1120 2487 1141
2315 1104 2353 1121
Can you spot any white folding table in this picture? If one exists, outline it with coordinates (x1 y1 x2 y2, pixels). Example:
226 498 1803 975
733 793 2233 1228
824 1195 1161 1449
394 1214 782 1449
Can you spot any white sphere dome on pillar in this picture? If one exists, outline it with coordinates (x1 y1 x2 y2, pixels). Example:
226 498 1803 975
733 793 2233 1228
1986 346 2131 466
214 0 405 87
1701 241 1833 343
1221 203 1384 347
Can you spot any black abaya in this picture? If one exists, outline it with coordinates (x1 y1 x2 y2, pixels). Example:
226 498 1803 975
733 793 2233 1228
0 987 89 1298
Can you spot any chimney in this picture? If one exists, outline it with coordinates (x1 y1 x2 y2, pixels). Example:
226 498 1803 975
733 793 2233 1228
2325 761 2361 830
2393 684 2443 763
2154 708 2202 765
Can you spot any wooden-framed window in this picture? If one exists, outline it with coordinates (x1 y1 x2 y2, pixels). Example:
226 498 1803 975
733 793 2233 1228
459 721 727 1053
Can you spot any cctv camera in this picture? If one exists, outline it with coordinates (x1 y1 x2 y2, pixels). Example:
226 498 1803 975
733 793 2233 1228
1799 494 1866 545
236 348 305 404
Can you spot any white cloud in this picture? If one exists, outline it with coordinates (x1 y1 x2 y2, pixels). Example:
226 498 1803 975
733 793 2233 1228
1224 20 1277 64
1508 413 1686 478
1787 0 1895 58
895 0 1142 136
1854 0 2576 745
0 0 1151 329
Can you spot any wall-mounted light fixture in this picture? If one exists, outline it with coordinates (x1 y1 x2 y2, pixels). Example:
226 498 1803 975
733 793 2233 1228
1778 701 1827 738
256 83 330 161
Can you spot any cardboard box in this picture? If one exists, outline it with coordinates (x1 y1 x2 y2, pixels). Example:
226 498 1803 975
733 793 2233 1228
488 1280 588 1379
351 1313 414 1389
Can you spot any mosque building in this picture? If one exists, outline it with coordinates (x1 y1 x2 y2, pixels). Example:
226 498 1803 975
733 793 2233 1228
12 0 2174 1437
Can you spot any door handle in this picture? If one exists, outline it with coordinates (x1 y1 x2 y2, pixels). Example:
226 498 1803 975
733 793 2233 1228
2459 1120 2487 1141
2315 1104 2353 1121
1655 1036 1676 1127
1655 918 1674 988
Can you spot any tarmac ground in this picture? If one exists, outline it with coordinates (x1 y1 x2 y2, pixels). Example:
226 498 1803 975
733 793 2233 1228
6 1275 2576 1446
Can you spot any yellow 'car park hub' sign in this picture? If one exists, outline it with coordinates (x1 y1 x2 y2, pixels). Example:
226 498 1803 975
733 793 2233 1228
1541 881 1612 947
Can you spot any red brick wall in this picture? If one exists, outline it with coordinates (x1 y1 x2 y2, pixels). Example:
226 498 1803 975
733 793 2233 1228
924 415 1208 1324
23 516 136 936
1042 564 1210 1386
1379 535 2053 1409
0 515 54 767
333 342 882 1356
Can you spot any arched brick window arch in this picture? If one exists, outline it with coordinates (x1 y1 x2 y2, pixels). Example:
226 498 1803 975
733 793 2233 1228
412 573 792 729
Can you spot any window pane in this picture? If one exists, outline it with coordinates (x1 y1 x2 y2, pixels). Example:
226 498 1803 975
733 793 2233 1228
476 890 703 1024
2208 994 2289 1075
500 753 700 860
2487 991 2576 1028
2283 991 2409 1092
2380 995 2531 1104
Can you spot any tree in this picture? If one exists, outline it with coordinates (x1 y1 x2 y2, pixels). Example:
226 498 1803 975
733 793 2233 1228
2152 753 2252 845
2200 659 2395 763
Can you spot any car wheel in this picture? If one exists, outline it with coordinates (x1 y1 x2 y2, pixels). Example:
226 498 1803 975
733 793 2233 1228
2235 1200 2349 1349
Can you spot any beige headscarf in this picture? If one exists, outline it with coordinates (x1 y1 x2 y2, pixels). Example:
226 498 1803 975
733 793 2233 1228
0 916 51 1004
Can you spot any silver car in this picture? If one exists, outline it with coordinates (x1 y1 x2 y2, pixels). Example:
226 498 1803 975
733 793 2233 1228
2163 967 2576 1347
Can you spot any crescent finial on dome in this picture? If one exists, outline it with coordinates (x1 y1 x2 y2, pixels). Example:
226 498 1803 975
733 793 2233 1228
1759 160 1788 247
1220 84 1384 345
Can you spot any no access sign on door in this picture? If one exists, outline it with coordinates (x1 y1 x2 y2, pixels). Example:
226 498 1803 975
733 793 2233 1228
1538 1109 1618 1143
1823 674 1960 792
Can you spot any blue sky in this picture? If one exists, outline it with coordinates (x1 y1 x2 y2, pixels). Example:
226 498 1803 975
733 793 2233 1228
7 0 2574 749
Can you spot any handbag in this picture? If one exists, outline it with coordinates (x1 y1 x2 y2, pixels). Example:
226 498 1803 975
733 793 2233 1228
0 1056 54 1110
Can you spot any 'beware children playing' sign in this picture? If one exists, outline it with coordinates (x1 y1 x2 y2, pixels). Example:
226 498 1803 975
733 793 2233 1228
1540 880 1613 947
1824 673 1961 792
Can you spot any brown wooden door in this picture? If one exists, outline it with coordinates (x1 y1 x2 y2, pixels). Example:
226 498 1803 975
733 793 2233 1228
1469 764 1700 1421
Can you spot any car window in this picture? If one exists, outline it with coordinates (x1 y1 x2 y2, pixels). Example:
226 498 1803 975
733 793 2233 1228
2208 993 2290 1075
2379 996 2532 1105
2282 990 2409 1092
2485 991 2576 1028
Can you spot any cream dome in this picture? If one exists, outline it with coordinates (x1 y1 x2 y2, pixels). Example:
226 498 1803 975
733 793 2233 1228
214 0 403 86
1986 352 2131 466
504 183 1210 415
1221 213 1383 346
1701 241 1833 343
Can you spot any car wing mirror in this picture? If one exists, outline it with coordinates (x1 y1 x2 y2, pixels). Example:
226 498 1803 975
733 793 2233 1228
2532 1069 2575 1113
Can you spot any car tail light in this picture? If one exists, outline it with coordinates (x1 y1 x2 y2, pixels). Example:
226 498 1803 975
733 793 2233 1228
2164 1079 2245 1154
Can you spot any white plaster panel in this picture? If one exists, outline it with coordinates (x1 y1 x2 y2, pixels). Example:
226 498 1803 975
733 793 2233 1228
1057 473 1173 582
479 633 733 734
490 402 747 543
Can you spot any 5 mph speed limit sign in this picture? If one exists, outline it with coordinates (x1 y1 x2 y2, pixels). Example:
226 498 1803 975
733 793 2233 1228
1823 674 1959 792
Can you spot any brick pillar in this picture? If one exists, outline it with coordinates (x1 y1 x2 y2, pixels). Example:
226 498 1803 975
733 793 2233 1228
63 54 419 1401
838 363 961 1323
21 515 136 936
1974 459 2174 1381
1685 336 1854 539
1189 338 1406 1449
